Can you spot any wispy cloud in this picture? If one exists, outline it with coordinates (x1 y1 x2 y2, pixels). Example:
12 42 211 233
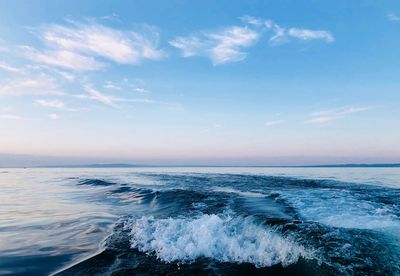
0 114 31 120
25 21 165 71
306 116 335 124
0 62 21 73
23 46 105 71
35 99 65 108
287 28 334 43
266 20 334 44
265 120 284 127
103 80 151 94
0 76 64 97
103 81 122 90
134 87 150 93
100 13 121 22
170 26 259 65
170 16 334 64
78 85 160 107
82 85 118 107
388 12 400 22
239 15 263 27
306 106 369 124
34 99 79 111
57 70 75 81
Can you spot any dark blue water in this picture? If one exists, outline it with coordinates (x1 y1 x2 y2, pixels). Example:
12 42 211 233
1 168 400 275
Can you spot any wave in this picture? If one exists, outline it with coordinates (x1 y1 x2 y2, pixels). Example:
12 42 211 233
61 173 400 274
78 178 115 186
281 189 400 230
212 187 266 198
123 213 313 267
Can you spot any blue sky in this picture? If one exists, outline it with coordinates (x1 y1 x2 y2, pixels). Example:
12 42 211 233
0 0 399 165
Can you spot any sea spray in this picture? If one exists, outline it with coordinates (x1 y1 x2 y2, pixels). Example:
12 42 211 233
124 213 313 267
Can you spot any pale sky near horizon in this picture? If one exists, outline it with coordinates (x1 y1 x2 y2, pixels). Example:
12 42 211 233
0 0 400 165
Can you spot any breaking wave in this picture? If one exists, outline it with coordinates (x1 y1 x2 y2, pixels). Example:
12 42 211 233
123 213 313 267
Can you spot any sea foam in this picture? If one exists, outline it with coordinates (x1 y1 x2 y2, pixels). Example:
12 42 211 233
124 214 311 267
281 189 400 230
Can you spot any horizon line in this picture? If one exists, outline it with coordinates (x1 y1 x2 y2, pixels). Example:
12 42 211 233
1 162 400 169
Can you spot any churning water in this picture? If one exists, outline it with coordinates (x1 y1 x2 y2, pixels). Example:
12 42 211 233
0 167 399 275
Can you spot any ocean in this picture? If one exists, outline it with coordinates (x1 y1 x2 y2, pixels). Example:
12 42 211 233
0 167 399 275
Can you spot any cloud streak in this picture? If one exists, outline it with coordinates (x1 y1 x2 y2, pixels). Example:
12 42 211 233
265 120 284 127
25 21 165 71
170 26 259 65
34 99 80 111
0 76 64 97
287 28 334 43
78 85 162 107
0 62 21 73
0 114 32 120
170 16 334 64
306 106 369 124
23 46 104 71
265 20 334 44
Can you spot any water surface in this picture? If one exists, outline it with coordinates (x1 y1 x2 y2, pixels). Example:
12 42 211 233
0 167 399 275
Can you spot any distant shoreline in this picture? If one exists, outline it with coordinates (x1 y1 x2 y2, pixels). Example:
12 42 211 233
1 163 400 169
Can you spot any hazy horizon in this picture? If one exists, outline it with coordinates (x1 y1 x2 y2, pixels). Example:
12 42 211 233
1 0 400 165
1 152 400 168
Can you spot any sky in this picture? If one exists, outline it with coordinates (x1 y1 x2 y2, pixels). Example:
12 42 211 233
0 0 400 166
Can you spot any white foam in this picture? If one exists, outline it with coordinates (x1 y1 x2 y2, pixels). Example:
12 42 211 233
213 187 266 198
281 189 400 230
124 214 311 267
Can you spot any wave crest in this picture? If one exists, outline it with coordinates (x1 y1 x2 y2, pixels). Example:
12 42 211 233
124 214 312 267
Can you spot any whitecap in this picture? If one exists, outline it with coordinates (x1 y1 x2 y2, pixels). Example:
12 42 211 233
281 189 400 230
124 214 312 267
212 187 266 198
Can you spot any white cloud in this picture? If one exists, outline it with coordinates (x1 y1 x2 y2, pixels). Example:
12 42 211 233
307 106 369 124
23 46 105 71
34 99 79 111
0 62 21 73
48 113 60 120
170 16 334 64
169 36 205 58
80 84 157 108
339 106 369 115
209 27 260 64
268 22 287 44
287 28 334 43
82 85 118 107
388 12 400 22
306 116 335 124
57 70 75 81
35 99 65 109
0 114 28 120
101 13 121 22
266 20 334 44
134 87 150 93
239 15 263 27
0 76 64 97
26 21 165 71
265 120 284 127
170 26 259 65
104 81 122 90
103 80 150 94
